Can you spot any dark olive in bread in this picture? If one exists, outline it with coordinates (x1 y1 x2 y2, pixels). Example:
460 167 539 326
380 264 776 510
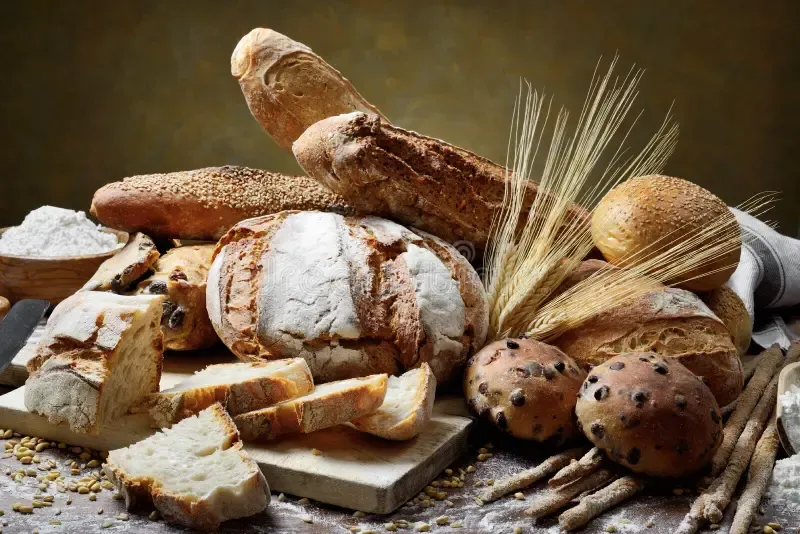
464 338 587 443
575 352 722 478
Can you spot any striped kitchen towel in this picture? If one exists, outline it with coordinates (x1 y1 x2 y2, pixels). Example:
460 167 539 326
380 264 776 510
728 208 800 349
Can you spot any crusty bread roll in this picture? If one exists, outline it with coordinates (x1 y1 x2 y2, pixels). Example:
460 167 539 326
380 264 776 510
591 175 740 292
90 166 352 240
82 232 159 293
464 338 587 444
294 112 587 251
25 292 164 434
207 211 488 384
575 353 722 478
701 285 752 355
553 265 742 407
232 28 388 151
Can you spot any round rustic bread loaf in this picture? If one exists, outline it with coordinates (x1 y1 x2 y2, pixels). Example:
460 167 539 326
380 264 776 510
591 175 740 292
576 353 723 478
464 338 586 443
701 285 752 355
553 264 743 407
207 211 488 384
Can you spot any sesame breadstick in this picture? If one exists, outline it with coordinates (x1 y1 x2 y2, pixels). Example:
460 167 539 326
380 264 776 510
524 469 616 519
479 448 586 503
548 447 604 487
729 421 780 534
709 344 783 477
558 476 645 531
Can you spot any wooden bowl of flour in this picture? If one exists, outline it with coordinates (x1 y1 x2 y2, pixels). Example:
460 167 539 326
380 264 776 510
0 227 129 304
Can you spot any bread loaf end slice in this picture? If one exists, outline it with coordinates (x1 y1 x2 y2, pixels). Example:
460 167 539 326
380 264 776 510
104 403 269 531
142 359 314 427
233 374 388 440
351 363 436 440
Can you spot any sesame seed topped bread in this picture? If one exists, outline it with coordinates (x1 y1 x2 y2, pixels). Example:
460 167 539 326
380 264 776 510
350 363 436 441
25 291 165 434
81 232 160 293
90 166 353 240
104 403 269 531
141 359 314 428
232 28 388 151
233 374 388 441
207 211 488 385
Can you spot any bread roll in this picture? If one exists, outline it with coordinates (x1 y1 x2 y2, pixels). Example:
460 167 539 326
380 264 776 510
591 175 740 292
701 285 752 355
553 280 743 407
90 166 352 240
575 353 722 478
207 211 488 384
294 111 588 251
232 28 388 151
464 338 587 443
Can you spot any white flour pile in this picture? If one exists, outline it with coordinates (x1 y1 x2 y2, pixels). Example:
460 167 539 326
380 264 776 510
779 384 800 448
0 206 119 257
769 453 800 511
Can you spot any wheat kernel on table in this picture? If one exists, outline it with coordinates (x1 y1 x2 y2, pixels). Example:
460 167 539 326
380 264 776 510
89 493 97 501
764 528 777 534
350 527 360 533
415 523 430 532
514 528 523 534
385 523 397 532
767 524 782 531
19 505 33 514
102 521 112 528
514 492 525 500
435 516 449 525
302 516 313 523
149 510 160 521
451 522 463 528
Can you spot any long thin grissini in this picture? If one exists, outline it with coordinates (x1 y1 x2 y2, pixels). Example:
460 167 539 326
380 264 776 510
525 469 617 519
479 448 586 503
548 447 604 487
729 422 780 534
558 476 645 531
708 344 783 476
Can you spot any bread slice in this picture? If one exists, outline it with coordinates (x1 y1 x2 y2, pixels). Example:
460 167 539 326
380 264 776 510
25 291 164 434
350 364 436 440
104 403 269 530
82 232 160 292
142 359 314 427
233 374 388 440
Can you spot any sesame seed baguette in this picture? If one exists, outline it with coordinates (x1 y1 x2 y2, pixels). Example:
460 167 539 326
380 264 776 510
548 447 605 488
524 469 617 519
479 448 586 503
558 476 646 531
90 166 353 240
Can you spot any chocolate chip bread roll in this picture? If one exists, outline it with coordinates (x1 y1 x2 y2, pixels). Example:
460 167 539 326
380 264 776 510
575 353 723 478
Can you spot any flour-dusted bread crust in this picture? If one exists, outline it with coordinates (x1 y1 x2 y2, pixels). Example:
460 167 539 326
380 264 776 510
25 292 164 434
575 353 723 478
90 166 352 240
136 244 217 351
553 284 743 407
231 28 388 151
104 403 269 531
82 232 160 293
143 359 314 427
233 374 388 441
293 112 588 251
351 363 436 440
207 211 488 384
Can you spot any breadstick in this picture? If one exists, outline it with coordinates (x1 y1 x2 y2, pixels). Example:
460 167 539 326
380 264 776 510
479 448 586 503
525 469 616 519
729 421 780 534
558 476 645 531
702 378 778 523
721 398 738 420
675 491 707 534
709 344 783 476
548 447 604 487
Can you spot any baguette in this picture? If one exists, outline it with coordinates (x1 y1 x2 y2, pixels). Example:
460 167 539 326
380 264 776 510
104 403 269 531
142 359 314 427
233 374 388 440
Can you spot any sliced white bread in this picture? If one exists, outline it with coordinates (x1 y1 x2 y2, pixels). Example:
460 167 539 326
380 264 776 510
141 359 314 427
351 363 436 440
233 374 388 441
25 291 164 435
104 403 269 531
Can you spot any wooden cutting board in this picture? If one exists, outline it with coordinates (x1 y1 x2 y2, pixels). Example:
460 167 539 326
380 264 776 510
0 326 472 514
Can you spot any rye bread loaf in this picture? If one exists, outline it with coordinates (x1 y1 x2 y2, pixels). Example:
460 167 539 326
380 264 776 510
232 28 388 151
207 211 488 384
553 283 743 407
293 112 588 251
90 166 353 240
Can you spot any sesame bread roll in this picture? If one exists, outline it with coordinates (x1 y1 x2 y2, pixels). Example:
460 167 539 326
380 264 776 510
90 166 353 240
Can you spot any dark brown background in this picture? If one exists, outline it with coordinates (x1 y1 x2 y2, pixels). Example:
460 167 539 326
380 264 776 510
0 0 798 235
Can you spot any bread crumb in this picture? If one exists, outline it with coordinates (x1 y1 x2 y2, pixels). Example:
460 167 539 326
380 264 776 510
302 516 313 523
312 448 323 456
298 497 310 504
514 492 525 500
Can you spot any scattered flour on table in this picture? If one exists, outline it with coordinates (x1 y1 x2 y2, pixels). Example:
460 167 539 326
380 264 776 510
779 384 800 450
0 206 119 257
768 452 800 511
